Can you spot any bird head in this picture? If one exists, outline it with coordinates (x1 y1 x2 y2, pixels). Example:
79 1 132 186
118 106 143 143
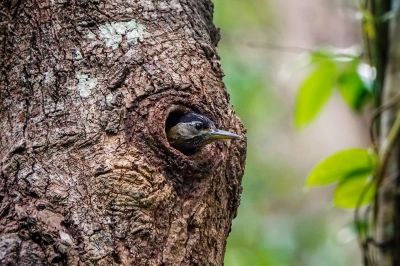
166 112 240 153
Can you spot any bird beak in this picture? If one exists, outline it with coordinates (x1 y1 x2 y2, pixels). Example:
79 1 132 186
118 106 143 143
207 129 241 140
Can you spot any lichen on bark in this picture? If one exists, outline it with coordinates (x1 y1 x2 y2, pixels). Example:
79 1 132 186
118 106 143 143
0 0 246 265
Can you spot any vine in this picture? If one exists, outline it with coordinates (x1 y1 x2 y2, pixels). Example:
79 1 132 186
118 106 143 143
295 0 397 264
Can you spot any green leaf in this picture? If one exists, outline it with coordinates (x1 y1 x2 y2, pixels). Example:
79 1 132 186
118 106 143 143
333 175 376 209
306 148 376 187
337 61 372 111
294 60 337 128
338 72 371 110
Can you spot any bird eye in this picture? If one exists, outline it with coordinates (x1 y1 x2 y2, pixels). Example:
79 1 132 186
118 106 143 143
194 122 203 130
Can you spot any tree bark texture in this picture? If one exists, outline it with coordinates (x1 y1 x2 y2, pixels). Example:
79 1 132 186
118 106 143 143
0 0 247 265
374 0 400 265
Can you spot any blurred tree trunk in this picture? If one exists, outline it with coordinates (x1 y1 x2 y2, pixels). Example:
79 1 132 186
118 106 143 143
372 0 400 265
0 0 246 265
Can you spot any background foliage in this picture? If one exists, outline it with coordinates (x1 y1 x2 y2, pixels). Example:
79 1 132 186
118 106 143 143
213 0 368 265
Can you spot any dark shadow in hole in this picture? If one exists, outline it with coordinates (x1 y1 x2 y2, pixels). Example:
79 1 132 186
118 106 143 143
165 109 198 156
165 109 186 130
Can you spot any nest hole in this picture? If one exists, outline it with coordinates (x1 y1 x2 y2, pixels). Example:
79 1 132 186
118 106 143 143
165 109 186 130
165 108 198 156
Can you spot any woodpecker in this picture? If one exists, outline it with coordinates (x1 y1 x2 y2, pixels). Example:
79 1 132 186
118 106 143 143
166 112 240 153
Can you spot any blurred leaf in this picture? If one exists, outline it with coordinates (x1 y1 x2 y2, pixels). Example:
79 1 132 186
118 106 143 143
309 50 359 65
295 51 374 128
306 148 376 187
294 60 337 128
337 61 373 111
333 174 376 209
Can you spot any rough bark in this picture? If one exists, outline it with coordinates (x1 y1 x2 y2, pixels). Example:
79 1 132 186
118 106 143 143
0 0 247 265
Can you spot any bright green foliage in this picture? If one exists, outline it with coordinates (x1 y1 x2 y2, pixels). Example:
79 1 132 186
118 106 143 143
337 61 373 111
334 175 376 209
295 59 337 127
306 148 377 209
299 51 377 209
294 51 373 128
306 148 376 187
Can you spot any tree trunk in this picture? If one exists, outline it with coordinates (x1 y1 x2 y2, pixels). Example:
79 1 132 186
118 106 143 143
372 0 400 265
0 0 247 265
